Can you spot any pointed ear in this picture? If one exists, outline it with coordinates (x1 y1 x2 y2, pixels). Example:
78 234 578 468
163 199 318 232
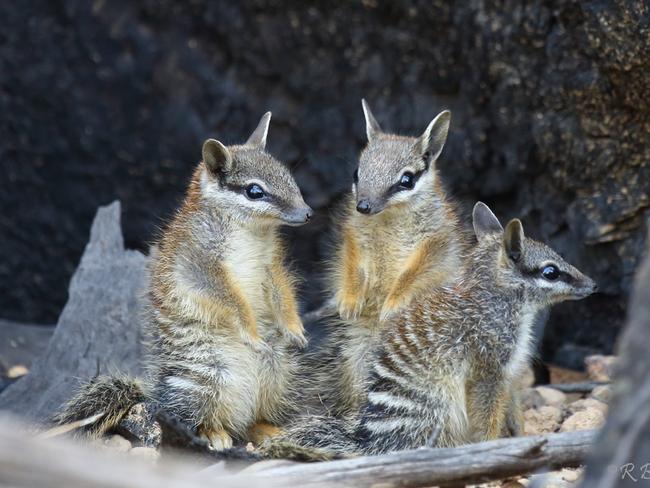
361 99 382 141
503 219 525 263
246 111 272 149
472 202 503 241
202 139 232 174
417 110 451 163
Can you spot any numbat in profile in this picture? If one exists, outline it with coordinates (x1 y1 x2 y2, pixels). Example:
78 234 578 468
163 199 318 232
315 100 465 416
269 202 597 458
55 113 313 449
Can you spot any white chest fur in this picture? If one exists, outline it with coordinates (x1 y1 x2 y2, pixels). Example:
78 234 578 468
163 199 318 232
505 305 537 379
223 226 275 314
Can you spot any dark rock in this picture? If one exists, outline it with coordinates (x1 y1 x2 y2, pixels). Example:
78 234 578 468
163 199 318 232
0 320 54 375
156 410 261 463
0 202 146 420
156 410 212 456
1 1 648 366
115 402 161 448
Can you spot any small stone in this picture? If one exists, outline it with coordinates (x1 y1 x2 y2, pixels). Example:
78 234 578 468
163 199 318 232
520 388 544 410
524 406 563 435
590 385 612 403
129 446 159 462
534 386 567 408
103 434 132 452
560 408 606 432
567 398 608 415
529 471 575 488
584 355 618 382
549 365 588 384
6 365 28 379
559 468 583 482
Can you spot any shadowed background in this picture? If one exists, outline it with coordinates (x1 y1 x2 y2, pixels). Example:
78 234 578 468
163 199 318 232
1 0 648 368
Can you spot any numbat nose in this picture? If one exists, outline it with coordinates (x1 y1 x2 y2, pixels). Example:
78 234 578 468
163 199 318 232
356 199 372 214
305 208 314 221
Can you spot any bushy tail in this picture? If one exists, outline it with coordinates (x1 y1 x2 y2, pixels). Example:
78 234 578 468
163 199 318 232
261 415 359 461
52 376 147 438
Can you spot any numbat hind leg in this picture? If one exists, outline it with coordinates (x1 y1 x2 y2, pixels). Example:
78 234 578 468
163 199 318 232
199 426 233 450
249 422 283 445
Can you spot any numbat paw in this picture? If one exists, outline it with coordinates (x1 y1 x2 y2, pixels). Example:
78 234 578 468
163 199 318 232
200 428 233 451
240 329 270 353
249 423 283 445
338 296 365 321
379 295 410 321
283 316 307 348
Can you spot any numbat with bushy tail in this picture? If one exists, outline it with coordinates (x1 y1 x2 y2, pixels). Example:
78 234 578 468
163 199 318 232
55 113 313 449
269 202 596 458
312 100 465 416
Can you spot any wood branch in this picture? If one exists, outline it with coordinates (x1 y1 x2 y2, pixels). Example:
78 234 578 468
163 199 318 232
0 415 251 488
542 381 609 393
242 430 598 488
0 202 147 421
582 232 650 487
0 413 597 488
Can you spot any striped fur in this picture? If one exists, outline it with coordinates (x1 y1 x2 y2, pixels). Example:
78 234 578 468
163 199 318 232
310 102 466 417
268 203 596 458
55 114 312 448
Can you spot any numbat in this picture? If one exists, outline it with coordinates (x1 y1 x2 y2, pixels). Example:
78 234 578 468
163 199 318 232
313 100 465 416
56 113 312 449
270 202 596 457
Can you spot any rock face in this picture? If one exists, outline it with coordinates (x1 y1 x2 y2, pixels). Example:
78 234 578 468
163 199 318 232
0 202 146 420
0 1 648 365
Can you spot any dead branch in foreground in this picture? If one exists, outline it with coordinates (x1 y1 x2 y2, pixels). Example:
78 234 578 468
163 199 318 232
0 414 597 488
243 429 598 488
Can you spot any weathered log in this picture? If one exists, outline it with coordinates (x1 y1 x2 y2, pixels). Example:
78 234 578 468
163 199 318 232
244 430 597 487
582 231 650 487
0 413 596 488
0 202 146 421
0 415 216 488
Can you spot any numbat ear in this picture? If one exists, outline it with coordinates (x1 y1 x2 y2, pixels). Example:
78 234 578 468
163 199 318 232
503 219 525 263
472 202 503 241
246 111 272 150
361 98 383 142
202 139 232 174
417 110 451 164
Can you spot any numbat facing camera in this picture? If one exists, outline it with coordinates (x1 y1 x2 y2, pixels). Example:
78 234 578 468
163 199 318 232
56 113 312 449
312 100 465 417
270 202 596 457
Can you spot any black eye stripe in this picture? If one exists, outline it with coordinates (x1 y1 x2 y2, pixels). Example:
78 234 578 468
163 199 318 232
521 265 574 283
390 168 425 194
224 182 277 201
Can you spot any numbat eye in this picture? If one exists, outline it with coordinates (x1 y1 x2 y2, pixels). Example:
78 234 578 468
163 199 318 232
353 169 359 184
541 265 560 281
399 171 415 189
245 183 265 200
